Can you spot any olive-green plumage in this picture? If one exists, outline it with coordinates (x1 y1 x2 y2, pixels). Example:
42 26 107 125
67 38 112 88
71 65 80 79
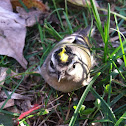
40 26 94 92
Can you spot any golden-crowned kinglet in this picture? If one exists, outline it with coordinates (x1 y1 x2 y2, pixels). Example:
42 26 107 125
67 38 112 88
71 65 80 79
40 26 94 92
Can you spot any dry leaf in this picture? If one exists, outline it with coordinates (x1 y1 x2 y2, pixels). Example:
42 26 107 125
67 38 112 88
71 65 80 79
1 0 13 11
0 91 31 100
0 67 8 91
11 0 58 26
67 0 99 8
17 6 58 27
6 106 20 114
0 67 21 91
0 99 14 109
11 0 48 12
16 7 42 27
0 1 27 69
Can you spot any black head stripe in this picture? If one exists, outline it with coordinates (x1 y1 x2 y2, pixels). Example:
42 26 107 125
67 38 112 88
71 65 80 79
54 46 74 66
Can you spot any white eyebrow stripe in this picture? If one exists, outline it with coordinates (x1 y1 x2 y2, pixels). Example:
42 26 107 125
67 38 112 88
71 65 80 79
76 37 84 42
51 54 55 64
60 35 76 43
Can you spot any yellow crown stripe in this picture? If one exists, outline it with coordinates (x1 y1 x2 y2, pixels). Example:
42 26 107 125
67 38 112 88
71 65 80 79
83 37 89 43
58 46 68 63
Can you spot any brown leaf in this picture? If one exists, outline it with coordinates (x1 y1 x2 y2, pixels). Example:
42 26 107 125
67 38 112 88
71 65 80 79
0 67 8 91
1 0 13 11
6 106 20 114
0 91 31 100
0 99 14 109
16 7 42 27
16 6 58 27
0 2 27 69
11 0 48 12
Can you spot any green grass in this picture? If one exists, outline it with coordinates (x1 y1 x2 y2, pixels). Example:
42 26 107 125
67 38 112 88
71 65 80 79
69 72 101 126
0 0 126 125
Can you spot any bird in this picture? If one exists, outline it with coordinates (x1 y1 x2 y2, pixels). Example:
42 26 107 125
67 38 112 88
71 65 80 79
40 26 94 92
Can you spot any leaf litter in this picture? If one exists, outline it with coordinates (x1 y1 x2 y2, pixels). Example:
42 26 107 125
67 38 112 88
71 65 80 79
0 1 27 69
1 0 126 125
0 67 8 91
0 0 53 125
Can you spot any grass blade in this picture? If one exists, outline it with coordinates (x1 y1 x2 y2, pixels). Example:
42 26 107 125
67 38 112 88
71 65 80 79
114 15 126 68
69 72 101 126
52 0 65 31
82 12 88 27
63 12 73 34
65 0 68 16
114 112 126 126
110 35 126 58
38 24 46 51
104 3 110 62
0 109 19 116
19 0 29 12
99 8 126 21
90 0 104 41
45 22 62 41
0 76 24 110
91 88 117 124
110 91 126 106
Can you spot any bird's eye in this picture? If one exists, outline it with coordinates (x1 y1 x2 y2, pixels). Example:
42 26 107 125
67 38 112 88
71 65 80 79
50 60 55 69
73 63 76 69
68 63 76 72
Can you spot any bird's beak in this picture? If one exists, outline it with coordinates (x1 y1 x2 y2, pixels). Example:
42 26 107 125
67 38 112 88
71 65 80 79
58 74 62 82
57 71 65 82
